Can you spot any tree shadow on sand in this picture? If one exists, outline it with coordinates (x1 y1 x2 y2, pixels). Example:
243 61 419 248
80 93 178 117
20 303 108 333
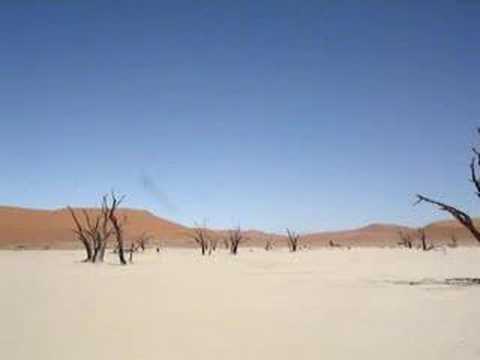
387 278 480 287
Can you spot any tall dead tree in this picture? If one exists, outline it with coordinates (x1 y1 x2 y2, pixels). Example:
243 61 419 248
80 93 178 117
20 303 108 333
228 227 242 255
416 128 480 244
108 193 127 265
398 231 413 249
286 229 300 252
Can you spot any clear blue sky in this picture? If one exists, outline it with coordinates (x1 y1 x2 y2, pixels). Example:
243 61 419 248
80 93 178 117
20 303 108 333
1 0 479 232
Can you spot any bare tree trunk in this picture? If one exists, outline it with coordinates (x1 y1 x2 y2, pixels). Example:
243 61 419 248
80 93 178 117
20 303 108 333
415 195 480 242
108 193 127 265
191 226 209 256
265 237 273 251
418 228 432 251
228 228 242 255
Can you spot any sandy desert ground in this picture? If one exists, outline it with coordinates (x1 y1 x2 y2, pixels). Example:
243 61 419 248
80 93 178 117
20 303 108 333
1 247 480 360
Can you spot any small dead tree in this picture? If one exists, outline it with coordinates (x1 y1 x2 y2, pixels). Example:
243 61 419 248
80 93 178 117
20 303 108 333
128 241 135 263
208 236 218 255
136 232 152 252
286 229 300 252
448 234 458 248
328 240 341 248
264 236 274 251
398 231 413 249
416 128 480 244
191 226 209 256
228 227 242 255
418 228 434 251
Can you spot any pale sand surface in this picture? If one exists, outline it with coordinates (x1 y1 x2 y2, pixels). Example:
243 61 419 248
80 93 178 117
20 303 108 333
1 248 480 359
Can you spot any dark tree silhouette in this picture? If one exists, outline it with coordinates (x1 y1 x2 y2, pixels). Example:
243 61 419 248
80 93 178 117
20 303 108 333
108 192 127 265
128 241 135 263
191 226 209 256
228 227 242 255
286 229 300 252
67 207 93 262
416 128 480 244
67 192 126 264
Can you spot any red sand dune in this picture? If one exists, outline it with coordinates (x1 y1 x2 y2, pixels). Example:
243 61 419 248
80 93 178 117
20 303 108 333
0 206 189 249
0 206 478 249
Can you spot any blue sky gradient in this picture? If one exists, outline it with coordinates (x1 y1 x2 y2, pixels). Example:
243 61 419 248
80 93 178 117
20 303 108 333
1 0 479 232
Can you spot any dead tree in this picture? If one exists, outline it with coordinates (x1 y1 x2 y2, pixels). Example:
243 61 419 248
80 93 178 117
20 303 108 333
67 197 115 263
208 236 218 255
417 228 433 251
328 240 341 248
398 231 413 249
68 192 129 265
448 234 458 248
416 128 480 244
265 237 274 251
96 194 117 262
67 207 93 262
107 192 127 265
228 227 242 255
128 241 135 263
286 229 300 252
191 226 209 256
136 232 152 252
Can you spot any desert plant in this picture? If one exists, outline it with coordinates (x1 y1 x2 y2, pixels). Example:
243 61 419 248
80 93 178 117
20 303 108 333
286 228 301 252
416 128 480 243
